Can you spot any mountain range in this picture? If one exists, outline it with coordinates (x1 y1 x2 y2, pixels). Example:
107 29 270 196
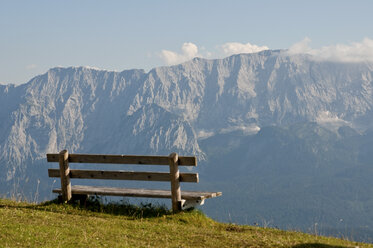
1 50 373 242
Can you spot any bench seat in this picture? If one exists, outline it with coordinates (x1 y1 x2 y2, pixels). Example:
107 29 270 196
53 185 222 201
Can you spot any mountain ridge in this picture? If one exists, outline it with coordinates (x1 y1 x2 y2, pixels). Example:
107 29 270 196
1 49 373 183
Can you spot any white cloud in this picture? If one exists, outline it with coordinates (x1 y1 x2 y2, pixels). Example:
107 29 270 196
81 66 102 71
160 38 373 66
160 38 373 64
220 42 269 56
160 42 199 65
197 130 215 140
288 37 312 54
288 38 373 63
159 41 270 65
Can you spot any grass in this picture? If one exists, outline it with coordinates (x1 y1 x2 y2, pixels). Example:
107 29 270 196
0 197 371 248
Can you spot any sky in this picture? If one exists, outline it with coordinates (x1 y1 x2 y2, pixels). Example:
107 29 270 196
1 0 373 85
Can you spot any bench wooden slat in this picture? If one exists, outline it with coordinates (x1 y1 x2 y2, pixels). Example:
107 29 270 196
47 153 197 166
52 185 222 200
48 169 199 183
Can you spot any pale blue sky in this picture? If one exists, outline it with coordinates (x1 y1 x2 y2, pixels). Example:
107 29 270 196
1 0 373 84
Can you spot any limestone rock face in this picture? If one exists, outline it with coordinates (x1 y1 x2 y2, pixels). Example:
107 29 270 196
0 50 372 197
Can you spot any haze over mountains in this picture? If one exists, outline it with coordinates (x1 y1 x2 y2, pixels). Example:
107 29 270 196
1 50 373 242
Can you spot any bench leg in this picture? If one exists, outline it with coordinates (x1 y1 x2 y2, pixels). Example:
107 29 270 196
59 150 72 203
169 153 182 212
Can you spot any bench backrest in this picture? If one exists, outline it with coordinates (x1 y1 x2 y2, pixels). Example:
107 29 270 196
46 150 198 211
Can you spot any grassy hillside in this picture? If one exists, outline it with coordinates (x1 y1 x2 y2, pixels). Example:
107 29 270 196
0 198 371 248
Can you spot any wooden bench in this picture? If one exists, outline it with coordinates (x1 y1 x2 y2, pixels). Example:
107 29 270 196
46 150 222 212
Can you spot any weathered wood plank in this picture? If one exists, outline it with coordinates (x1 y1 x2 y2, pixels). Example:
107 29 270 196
47 153 197 166
48 169 199 183
52 185 222 200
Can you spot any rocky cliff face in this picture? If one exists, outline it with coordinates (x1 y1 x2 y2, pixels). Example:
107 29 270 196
0 50 372 197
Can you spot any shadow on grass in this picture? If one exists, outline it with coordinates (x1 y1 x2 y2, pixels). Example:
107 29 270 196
42 196 175 218
292 244 353 248
0 196 179 219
